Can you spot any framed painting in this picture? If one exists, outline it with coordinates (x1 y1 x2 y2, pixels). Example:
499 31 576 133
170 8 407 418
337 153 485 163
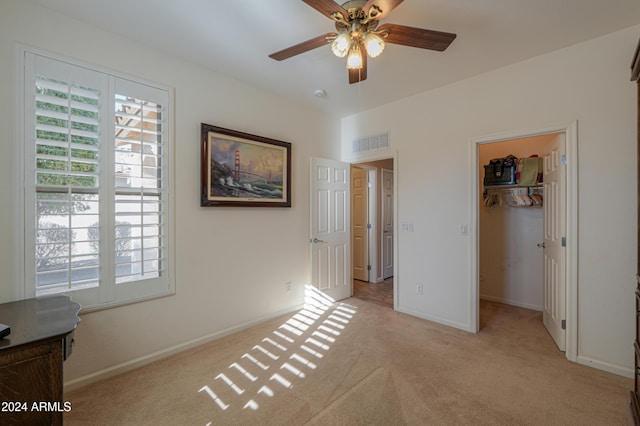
201 123 291 207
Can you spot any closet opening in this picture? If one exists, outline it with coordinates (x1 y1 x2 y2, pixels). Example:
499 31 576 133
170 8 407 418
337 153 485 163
478 132 567 351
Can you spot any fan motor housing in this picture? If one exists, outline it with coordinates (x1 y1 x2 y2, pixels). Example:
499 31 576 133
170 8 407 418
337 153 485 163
341 0 368 14
335 1 379 34
342 0 367 22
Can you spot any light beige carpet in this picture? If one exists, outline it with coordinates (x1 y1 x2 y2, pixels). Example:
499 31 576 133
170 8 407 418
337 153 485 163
65 291 633 425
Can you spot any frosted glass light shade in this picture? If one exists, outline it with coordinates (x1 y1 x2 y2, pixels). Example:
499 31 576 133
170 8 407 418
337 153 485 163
331 33 350 58
347 44 363 69
364 33 385 58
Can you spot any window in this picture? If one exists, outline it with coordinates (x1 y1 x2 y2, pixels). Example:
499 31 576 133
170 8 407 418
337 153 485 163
22 51 174 310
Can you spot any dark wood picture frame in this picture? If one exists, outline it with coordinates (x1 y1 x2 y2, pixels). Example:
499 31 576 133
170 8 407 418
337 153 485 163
201 123 291 207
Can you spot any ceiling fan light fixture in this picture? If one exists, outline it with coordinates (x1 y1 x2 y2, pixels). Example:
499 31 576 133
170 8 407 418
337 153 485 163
346 42 363 69
364 32 385 58
268 0 457 84
331 33 351 58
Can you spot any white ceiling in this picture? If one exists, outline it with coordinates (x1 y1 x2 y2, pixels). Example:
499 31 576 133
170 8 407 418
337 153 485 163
26 0 640 117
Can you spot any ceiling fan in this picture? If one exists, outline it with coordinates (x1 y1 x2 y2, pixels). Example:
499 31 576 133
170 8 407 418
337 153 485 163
269 0 457 84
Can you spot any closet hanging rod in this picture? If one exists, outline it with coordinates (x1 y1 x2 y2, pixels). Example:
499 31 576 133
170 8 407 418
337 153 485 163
483 184 543 190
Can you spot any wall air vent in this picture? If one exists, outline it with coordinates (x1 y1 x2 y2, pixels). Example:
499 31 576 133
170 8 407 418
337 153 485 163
352 132 390 153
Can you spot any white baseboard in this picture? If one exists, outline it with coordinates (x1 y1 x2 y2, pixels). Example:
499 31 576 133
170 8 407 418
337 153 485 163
480 294 543 312
64 303 304 392
396 305 473 333
576 355 634 379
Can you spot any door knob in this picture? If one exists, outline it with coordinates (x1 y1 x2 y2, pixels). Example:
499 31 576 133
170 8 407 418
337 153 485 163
311 238 326 244
537 243 546 248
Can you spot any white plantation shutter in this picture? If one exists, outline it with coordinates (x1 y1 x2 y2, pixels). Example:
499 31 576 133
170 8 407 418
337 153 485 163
25 54 108 302
112 78 169 297
23 51 173 309
34 76 102 294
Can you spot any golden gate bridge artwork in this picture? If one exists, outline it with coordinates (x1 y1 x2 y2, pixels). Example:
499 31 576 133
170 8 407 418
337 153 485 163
201 123 291 207
210 148 284 200
231 150 274 184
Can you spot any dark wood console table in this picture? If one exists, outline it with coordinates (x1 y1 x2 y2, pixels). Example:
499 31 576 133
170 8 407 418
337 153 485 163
0 295 81 425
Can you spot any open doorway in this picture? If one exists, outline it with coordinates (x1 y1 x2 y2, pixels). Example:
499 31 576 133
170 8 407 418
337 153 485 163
351 158 394 309
473 122 578 361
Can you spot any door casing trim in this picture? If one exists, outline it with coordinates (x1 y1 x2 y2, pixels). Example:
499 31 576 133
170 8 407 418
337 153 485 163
470 122 578 362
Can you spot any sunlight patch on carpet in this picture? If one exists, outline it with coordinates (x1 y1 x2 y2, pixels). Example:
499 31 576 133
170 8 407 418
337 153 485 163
197 285 358 424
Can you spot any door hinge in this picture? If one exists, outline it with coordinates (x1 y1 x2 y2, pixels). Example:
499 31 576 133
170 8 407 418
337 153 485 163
561 319 566 330
561 154 567 165
561 237 566 247
367 223 372 229
367 265 372 271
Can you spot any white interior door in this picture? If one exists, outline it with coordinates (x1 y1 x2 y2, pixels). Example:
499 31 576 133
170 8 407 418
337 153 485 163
382 169 394 279
352 167 369 282
543 134 567 351
310 157 351 301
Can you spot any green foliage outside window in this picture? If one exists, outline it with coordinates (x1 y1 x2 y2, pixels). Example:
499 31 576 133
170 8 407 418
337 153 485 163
35 79 100 188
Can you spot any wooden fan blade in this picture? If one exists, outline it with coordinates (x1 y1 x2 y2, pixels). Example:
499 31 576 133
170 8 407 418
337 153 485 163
303 0 348 20
362 0 404 21
348 51 368 84
269 33 336 61
378 23 456 51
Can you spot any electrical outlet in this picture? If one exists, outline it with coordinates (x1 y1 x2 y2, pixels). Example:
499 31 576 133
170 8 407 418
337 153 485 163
416 284 423 295
285 282 292 292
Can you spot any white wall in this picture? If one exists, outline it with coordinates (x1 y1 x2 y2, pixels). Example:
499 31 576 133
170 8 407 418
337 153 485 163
0 0 341 386
342 25 639 376
479 135 556 311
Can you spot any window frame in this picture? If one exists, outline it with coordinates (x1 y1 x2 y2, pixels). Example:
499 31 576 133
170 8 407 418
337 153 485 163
18 46 175 311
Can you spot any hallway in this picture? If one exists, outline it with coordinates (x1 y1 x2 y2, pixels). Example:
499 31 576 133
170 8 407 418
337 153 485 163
352 278 393 309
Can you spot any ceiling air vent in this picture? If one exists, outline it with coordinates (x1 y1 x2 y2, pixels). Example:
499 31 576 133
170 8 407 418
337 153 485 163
352 132 390 153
